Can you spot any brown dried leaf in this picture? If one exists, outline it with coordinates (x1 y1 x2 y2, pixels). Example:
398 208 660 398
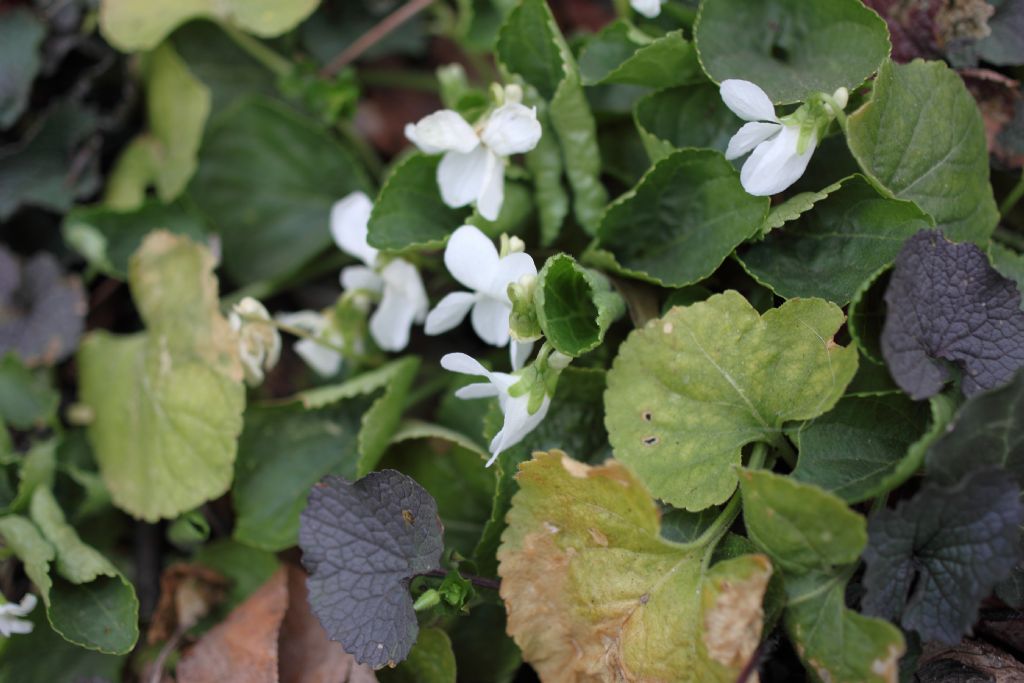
147 563 228 644
176 567 288 683
961 68 1024 169
917 638 1024 682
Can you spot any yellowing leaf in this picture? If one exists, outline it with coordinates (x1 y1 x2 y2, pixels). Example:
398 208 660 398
497 451 772 682
100 0 320 53
79 232 244 521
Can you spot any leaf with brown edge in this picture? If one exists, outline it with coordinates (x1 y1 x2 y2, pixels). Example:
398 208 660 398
497 450 772 682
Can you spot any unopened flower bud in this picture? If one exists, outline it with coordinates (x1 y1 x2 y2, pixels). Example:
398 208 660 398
504 83 523 105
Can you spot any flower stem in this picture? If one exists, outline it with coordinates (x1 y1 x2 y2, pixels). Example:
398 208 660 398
220 24 292 78
1000 171 1024 218
319 0 435 77
420 568 501 591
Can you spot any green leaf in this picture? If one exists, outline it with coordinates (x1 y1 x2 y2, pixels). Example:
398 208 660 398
104 43 210 209
29 487 139 654
0 609 124 683
8 440 56 515
579 23 703 88
693 0 890 104
378 627 457 683
927 369 1024 486
0 102 100 221
192 538 279 611
189 97 370 284
0 515 53 599
497 0 606 234
232 399 365 552
522 99 568 246
790 394 932 503
498 452 773 682
367 154 467 251
474 367 610 575
606 292 857 510
848 267 889 365
62 200 208 279
99 0 321 52
737 175 934 304
0 353 58 429
0 9 45 129
591 149 767 287
847 60 999 244
78 233 244 521
863 469 1023 644
990 242 1024 311
739 470 905 683
533 254 624 357
633 84 737 162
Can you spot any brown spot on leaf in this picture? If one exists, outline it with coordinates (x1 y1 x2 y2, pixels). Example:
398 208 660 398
642 436 659 446
401 509 415 526
559 453 590 479
702 555 773 672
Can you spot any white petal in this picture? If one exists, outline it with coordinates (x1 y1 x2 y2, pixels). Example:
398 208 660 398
630 0 663 18
471 297 512 347
424 291 476 335
487 393 551 465
15 594 37 615
405 110 479 154
725 121 782 160
370 287 419 352
275 310 326 336
455 382 501 399
486 252 537 302
340 265 384 293
444 224 500 292
0 617 32 635
440 352 491 378
476 150 505 222
510 339 534 371
330 192 378 267
481 103 542 156
380 259 429 323
720 79 779 123
437 146 490 210
294 338 342 377
740 124 816 196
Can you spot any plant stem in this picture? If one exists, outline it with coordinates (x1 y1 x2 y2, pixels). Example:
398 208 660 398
421 568 501 591
220 24 292 77
320 0 435 77
1000 171 1024 217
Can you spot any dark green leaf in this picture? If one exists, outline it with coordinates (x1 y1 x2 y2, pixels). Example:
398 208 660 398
579 22 702 88
881 231 1024 399
790 394 931 502
634 84 736 162
737 175 933 304
848 60 998 244
848 267 889 365
0 353 58 429
299 470 444 669
592 149 768 287
378 627 457 683
192 538 280 612
863 469 1024 644
367 154 467 251
694 0 890 103
927 369 1024 486
189 97 371 284
0 9 45 129
0 609 124 683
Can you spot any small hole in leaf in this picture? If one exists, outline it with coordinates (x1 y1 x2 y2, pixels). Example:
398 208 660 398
642 411 653 422
771 44 789 62
643 436 659 446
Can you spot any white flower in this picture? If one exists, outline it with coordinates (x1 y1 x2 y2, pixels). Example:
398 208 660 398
228 297 281 386
405 96 542 221
425 225 537 369
631 0 664 18
720 79 817 196
331 192 429 352
275 310 344 377
441 353 550 466
0 593 36 637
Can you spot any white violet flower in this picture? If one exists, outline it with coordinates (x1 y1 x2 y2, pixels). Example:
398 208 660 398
275 310 344 377
441 352 551 466
405 86 542 221
229 297 281 386
0 593 37 637
331 192 429 352
720 79 846 197
425 225 537 369
630 0 664 18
